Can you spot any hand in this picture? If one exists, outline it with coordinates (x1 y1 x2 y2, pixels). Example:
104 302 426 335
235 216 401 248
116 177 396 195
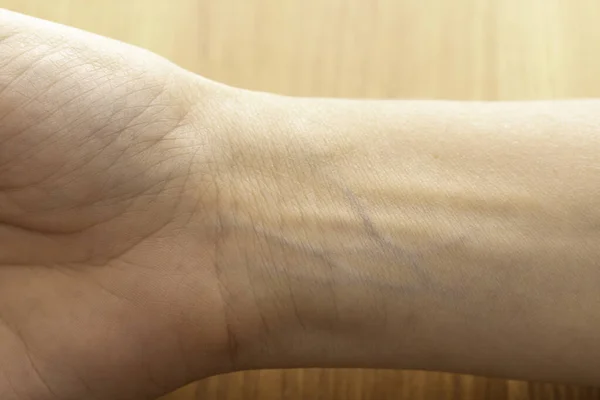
0 9 236 400
10 8 600 399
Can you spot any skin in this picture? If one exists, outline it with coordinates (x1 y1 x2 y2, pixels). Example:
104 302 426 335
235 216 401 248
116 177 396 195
0 9 235 400
1 8 600 400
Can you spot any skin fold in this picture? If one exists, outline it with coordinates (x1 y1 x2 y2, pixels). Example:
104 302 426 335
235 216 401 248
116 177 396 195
1 8 600 400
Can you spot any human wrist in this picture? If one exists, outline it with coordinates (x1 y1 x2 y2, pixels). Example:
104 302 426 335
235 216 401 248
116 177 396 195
156 89 600 384
218 97 600 384
196 92 417 371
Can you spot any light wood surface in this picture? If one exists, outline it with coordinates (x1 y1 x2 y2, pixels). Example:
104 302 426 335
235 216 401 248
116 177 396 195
2 0 600 399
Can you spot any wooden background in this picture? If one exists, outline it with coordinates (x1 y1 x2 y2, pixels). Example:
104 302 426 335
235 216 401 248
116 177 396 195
2 0 600 399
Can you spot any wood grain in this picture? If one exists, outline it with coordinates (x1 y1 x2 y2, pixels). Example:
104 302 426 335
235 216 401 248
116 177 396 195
1 0 600 399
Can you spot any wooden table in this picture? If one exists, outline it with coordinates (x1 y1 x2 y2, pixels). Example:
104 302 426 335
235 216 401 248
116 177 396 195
2 1 600 399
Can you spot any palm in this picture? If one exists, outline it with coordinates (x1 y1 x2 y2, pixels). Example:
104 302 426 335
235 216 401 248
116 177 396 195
0 10 227 400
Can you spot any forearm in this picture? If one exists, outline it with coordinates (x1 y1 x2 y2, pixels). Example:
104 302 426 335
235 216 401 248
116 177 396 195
211 92 600 383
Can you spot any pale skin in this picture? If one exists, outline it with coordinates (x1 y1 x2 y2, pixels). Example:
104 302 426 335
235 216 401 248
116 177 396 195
0 8 599 400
